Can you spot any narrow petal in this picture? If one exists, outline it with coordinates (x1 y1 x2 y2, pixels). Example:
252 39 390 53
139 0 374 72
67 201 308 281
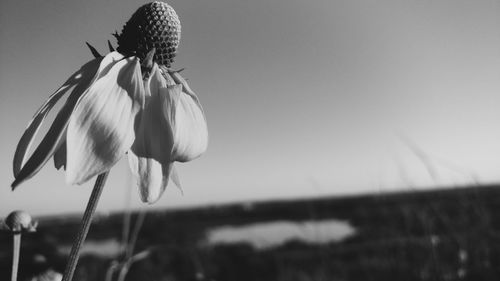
170 164 182 190
128 65 174 202
11 52 125 188
160 84 208 162
53 138 66 170
66 56 145 184
13 59 99 177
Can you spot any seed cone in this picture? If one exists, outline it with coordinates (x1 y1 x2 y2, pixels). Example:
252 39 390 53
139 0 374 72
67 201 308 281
117 1 181 67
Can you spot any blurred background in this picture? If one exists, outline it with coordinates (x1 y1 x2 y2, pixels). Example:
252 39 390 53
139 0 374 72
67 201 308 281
1 0 500 280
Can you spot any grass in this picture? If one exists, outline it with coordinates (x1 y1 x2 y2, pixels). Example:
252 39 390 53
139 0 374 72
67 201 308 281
1 184 499 281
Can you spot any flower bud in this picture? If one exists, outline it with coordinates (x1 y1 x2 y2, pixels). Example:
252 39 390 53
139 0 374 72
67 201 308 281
5 210 37 233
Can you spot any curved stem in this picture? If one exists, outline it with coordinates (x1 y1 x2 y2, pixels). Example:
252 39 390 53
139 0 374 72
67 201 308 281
11 233 21 281
62 172 108 281
121 184 132 255
117 208 147 281
117 250 151 281
116 262 130 281
104 261 119 281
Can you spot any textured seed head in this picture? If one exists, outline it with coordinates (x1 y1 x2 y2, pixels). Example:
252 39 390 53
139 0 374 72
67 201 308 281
117 1 181 67
5 210 37 233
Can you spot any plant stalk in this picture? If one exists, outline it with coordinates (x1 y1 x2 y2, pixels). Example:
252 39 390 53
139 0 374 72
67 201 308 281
62 172 109 281
11 233 21 281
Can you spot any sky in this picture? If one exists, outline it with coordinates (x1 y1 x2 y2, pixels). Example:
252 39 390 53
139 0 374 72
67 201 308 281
1 0 500 216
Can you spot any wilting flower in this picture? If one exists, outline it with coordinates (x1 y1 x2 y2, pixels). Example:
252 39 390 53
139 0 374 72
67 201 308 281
11 1 208 203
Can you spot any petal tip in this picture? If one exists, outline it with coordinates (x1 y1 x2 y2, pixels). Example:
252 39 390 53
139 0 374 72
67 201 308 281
65 169 85 185
140 192 162 204
11 180 20 190
137 176 169 204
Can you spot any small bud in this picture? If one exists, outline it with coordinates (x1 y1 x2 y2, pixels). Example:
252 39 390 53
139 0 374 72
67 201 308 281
5 210 37 233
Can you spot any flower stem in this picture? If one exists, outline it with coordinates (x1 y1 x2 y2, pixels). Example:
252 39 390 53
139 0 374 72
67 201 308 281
62 172 108 281
11 233 21 281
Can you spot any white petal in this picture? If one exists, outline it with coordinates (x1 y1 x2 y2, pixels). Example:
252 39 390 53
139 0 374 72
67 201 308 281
128 152 172 203
170 71 205 110
160 84 208 162
66 56 145 184
12 59 102 179
12 52 126 188
128 66 174 202
132 65 173 163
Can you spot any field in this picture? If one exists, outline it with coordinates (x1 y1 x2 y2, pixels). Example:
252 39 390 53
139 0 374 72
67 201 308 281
1 185 500 281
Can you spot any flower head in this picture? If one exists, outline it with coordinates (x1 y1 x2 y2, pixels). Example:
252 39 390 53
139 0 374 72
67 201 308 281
12 1 208 203
116 1 181 67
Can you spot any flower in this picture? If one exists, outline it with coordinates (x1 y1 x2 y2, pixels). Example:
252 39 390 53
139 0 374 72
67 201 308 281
11 1 208 203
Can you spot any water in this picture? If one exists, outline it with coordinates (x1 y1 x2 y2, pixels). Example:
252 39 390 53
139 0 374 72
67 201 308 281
206 219 356 249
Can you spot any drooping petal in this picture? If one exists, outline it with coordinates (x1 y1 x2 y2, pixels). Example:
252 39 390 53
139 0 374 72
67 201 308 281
169 71 205 110
66 56 145 185
13 60 99 177
53 137 66 170
11 52 125 189
128 153 173 203
160 83 208 162
128 65 174 203
170 164 182 190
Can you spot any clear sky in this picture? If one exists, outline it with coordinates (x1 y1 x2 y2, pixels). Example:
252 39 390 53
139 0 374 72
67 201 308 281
1 0 500 216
